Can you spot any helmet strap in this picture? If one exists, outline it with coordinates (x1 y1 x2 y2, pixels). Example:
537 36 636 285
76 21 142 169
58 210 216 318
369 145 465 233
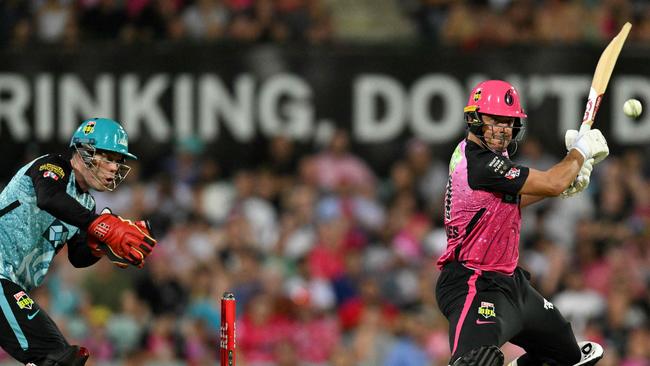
465 111 485 137
509 140 519 156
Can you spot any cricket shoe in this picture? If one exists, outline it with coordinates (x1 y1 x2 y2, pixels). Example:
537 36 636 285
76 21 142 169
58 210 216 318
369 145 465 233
574 341 604 366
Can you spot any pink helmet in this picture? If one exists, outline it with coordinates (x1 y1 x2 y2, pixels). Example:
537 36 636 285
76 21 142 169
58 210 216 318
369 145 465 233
464 80 527 118
464 80 527 141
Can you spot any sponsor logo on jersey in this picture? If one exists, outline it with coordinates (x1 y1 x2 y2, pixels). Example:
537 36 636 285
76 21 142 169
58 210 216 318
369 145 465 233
42 219 69 248
488 156 508 175
83 121 96 135
504 167 520 180
13 291 34 310
27 309 40 320
42 170 59 180
478 301 496 319
544 298 554 310
39 163 65 179
475 319 496 325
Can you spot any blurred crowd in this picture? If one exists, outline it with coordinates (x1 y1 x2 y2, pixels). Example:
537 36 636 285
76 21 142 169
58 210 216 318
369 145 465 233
3 0 650 48
1 0 650 365
0 129 647 366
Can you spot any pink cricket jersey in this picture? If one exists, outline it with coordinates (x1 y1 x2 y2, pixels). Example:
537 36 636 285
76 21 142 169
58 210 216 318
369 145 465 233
437 139 530 275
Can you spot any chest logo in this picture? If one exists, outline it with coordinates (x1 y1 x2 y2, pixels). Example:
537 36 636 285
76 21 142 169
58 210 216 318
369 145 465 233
39 163 65 179
42 219 69 248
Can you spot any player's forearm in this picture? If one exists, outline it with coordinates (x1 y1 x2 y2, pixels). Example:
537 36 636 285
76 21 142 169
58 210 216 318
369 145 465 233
520 150 583 196
67 233 101 268
549 149 584 190
520 195 546 208
35 185 97 229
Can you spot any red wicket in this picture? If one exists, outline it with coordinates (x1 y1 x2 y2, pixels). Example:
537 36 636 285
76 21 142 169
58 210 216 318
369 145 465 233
220 292 236 366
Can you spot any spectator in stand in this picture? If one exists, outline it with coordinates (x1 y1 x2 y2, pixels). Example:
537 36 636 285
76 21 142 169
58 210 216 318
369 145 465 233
181 0 229 40
287 288 340 365
238 293 291 366
404 138 448 215
349 304 395 365
384 310 434 366
135 249 188 316
307 215 348 281
313 128 375 193
620 327 650 366
338 275 398 332
379 160 416 206
265 135 300 193
34 0 75 43
552 271 606 339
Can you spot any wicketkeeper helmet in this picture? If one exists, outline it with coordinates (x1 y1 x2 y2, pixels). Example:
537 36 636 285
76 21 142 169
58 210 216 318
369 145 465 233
70 118 137 160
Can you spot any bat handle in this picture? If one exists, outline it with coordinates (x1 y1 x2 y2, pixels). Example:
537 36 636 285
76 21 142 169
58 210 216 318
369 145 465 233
579 122 592 135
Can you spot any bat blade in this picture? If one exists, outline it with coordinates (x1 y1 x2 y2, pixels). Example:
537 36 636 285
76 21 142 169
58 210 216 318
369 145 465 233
582 22 632 130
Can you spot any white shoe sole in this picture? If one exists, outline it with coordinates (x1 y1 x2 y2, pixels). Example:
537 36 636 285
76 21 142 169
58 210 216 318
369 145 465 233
574 341 604 366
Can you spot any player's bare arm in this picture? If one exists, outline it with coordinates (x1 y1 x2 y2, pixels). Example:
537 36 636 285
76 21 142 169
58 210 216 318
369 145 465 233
520 129 608 197
520 194 545 208
519 149 583 197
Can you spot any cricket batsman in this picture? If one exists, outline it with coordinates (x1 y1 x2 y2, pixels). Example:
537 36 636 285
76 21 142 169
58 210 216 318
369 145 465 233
436 80 607 366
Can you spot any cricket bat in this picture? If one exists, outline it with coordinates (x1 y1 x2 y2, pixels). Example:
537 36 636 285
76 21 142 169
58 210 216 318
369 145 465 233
580 22 632 134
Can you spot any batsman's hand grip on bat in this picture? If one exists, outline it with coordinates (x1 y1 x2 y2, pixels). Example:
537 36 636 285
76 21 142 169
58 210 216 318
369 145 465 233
565 129 609 164
87 208 157 268
561 158 594 198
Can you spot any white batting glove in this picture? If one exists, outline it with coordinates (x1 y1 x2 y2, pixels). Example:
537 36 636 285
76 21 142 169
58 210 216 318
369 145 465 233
561 158 594 198
565 129 579 151
565 129 609 164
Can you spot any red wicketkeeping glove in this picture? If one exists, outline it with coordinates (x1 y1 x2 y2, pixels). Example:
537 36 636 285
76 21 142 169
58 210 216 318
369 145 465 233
87 210 156 268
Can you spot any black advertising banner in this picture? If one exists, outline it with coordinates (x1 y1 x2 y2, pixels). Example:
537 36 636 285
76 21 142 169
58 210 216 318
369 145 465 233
0 44 649 177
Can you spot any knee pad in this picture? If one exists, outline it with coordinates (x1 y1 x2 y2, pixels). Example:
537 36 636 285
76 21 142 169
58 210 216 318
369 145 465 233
40 345 89 366
452 345 504 366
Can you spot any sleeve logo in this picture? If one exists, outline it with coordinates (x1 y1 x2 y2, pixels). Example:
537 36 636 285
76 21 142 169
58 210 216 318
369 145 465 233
504 167 520 180
39 163 65 179
488 156 508 175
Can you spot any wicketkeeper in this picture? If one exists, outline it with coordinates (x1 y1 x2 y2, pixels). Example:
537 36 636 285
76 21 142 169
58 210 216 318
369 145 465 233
437 80 607 366
0 118 157 365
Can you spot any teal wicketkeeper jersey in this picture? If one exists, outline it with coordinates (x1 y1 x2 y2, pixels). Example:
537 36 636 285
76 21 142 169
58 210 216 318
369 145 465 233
0 155 95 290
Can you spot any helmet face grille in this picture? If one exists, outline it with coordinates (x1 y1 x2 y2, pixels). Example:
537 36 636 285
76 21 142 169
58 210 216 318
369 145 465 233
74 144 131 191
464 110 527 154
